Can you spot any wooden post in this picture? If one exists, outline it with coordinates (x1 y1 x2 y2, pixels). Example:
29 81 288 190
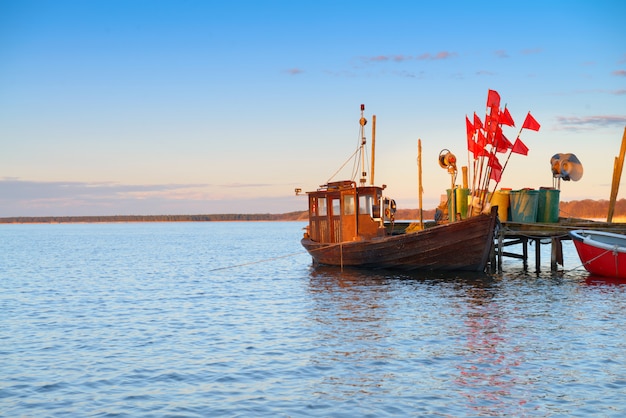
551 237 563 272
498 233 503 272
608 126 626 222
535 238 541 272
462 166 468 189
522 238 528 271
418 139 424 229
370 115 376 186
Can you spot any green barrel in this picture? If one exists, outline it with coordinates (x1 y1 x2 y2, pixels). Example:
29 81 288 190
536 188 560 223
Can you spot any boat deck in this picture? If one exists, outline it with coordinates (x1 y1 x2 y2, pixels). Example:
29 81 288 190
493 218 626 273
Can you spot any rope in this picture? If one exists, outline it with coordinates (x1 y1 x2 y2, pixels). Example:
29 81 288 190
327 146 361 184
208 251 307 272
563 247 614 273
208 239 350 272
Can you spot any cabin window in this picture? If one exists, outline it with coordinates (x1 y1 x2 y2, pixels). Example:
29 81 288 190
317 197 327 216
331 198 340 216
359 195 374 216
343 195 355 215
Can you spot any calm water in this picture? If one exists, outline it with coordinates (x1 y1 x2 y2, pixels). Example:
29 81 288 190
1 222 625 417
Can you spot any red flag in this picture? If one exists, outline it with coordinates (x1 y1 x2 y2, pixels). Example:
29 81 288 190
485 110 499 144
500 107 515 127
468 138 478 157
522 112 541 131
494 126 512 152
490 165 502 182
469 141 489 158
487 89 500 109
488 154 503 182
477 130 487 148
477 146 490 157
473 112 483 131
466 115 475 143
488 153 502 170
511 138 529 155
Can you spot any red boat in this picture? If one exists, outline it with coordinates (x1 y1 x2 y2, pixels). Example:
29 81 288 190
569 230 626 279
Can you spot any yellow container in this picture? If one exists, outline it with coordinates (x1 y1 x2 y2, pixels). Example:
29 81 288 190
490 189 510 221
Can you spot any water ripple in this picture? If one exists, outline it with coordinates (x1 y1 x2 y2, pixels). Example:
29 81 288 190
1 222 625 416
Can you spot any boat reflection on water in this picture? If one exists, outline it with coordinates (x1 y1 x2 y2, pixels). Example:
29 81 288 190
307 264 498 286
452 284 529 416
583 274 626 287
306 266 529 415
305 266 396 401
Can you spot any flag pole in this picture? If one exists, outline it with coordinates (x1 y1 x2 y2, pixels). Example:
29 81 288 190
489 125 523 200
480 111 496 210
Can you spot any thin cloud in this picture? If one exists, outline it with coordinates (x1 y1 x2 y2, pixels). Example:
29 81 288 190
0 179 255 216
494 50 509 58
433 51 456 60
392 54 410 62
285 68 304 75
556 115 626 130
521 48 542 55
218 182 272 188
369 55 390 62
612 70 626 77
0 179 209 200
361 51 457 63
416 51 457 61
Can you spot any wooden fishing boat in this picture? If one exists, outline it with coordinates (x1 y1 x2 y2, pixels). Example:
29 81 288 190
299 105 499 272
569 230 626 279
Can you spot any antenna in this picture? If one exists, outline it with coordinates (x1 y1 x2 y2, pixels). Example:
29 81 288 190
359 104 367 186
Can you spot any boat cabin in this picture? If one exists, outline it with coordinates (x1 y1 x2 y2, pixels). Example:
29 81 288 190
304 180 395 243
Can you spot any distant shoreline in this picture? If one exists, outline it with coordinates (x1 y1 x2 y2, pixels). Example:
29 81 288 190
0 199 623 224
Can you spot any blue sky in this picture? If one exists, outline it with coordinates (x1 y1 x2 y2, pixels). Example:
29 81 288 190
1 0 625 216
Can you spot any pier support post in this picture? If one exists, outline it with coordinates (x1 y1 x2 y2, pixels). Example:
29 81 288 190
550 237 563 272
498 233 503 272
534 238 541 272
522 238 528 271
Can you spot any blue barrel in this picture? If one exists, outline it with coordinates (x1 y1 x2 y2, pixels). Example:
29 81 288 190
509 189 539 223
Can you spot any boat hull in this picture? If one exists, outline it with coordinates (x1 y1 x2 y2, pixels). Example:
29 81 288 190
570 229 626 279
301 210 498 272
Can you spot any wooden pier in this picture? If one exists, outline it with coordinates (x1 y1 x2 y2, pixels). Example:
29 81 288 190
491 218 626 273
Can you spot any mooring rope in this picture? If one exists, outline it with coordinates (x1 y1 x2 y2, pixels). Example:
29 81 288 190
564 247 615 273
207 239 350 272
208 251 308 272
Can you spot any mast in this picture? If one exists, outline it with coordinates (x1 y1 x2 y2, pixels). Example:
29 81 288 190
359 104 367 186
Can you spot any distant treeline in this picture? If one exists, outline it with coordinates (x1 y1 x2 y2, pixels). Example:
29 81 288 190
559 199 626 219
0 211 308 224
0 200 624 224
